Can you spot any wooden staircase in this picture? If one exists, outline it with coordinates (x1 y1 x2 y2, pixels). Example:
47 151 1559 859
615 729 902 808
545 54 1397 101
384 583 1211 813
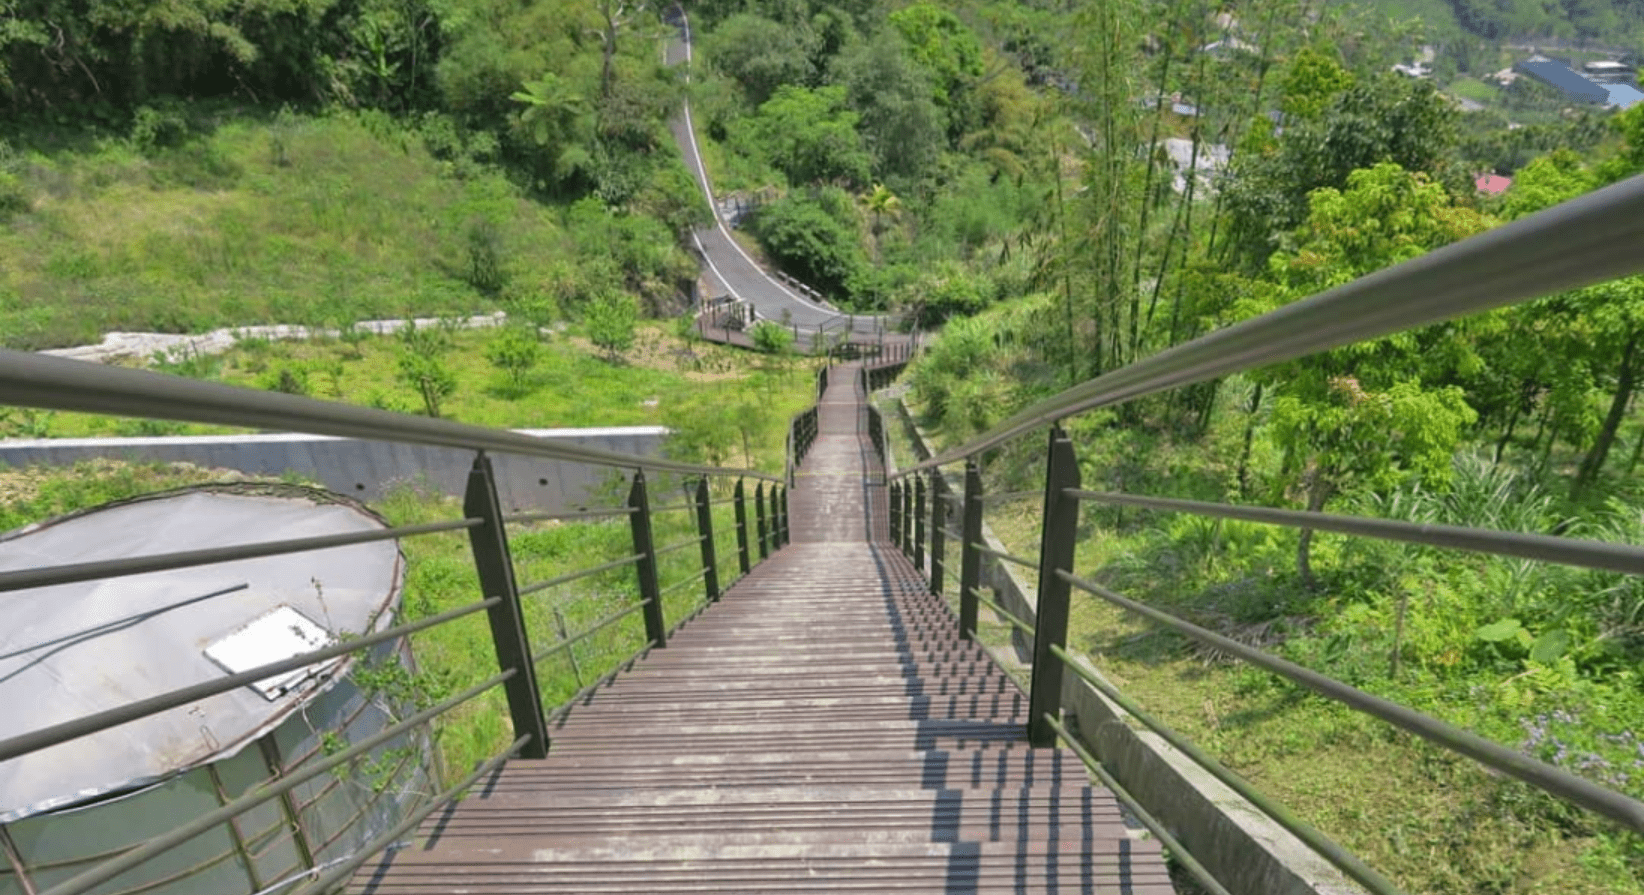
352 365 1174 894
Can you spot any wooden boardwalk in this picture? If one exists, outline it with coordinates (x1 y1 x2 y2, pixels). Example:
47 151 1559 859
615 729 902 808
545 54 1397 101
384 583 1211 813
353 365 1173 894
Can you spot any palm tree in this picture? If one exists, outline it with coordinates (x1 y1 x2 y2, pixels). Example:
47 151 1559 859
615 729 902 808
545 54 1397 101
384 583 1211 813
864 183 901 262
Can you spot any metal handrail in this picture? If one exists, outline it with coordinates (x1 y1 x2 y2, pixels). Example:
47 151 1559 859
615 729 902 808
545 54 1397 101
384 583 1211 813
897 174 1644 476
1049 645 1400 895
530 600 653 663
0 517 481 593
504 507 635 524
1056 569 1644 832
518 553 647 597
0 597 500 762
39 671 515 895
0 349 779 481
1066 488 1644 576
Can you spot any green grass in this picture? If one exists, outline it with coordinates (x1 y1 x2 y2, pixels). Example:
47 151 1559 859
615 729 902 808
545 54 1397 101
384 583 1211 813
0 110 564 350
1450 77 1498 104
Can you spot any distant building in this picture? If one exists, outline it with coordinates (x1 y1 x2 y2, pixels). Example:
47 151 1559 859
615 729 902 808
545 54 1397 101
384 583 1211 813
1584 60 1633 81
1475 173 1513 195
1515 58 1610 103
1163 137 1231 194
1605 82 1644 110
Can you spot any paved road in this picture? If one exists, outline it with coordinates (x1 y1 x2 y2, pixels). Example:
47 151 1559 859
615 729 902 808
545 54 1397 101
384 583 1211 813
665 7 889 341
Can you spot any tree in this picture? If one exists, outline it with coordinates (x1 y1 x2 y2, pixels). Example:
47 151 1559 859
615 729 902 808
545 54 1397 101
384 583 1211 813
1271 378 1477 588
833 32 945 184
749 319 795 355
746 189 868 301
486 325 543 395
702 13 818 106
737 85 872 187
585 291 637 361
886 2 984 136
397 351 457 417
511 72 596 190
863 183 900 261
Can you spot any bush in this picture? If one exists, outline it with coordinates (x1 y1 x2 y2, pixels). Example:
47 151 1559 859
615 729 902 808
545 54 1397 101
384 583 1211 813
747 190 868 301
585 291 637 361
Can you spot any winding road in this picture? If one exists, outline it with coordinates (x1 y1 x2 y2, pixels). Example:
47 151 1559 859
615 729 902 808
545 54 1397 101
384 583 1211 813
665 7 894 343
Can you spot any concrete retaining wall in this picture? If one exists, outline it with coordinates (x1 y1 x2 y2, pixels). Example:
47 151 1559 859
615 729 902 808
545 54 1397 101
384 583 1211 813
882 398 1368 895
0 428 669 513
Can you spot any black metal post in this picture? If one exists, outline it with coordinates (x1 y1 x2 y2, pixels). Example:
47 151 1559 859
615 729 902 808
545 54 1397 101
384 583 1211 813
733 479 751 575
694 478 720 602
463 453 550 758
1029 425 1081 747
628 470 667 649
959 460 983 640
929 474 946 598
890 481 901 548
755 483 770 560
913 474 927 573
901 478 914 559
779 485 790 546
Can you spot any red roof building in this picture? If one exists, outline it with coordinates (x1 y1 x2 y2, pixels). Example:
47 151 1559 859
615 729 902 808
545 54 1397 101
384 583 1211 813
1475 173 1513 195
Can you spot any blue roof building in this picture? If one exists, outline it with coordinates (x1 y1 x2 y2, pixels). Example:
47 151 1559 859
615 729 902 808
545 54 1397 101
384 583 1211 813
1515 59 1610 103
1606 82 1644 109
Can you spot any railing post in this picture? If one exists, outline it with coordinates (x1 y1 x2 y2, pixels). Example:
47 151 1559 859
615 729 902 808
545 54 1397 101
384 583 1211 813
929 474 946 598
734 479 751 574
779 485 790 545
901 477 914 559
755 482 770 560
1028 425 1081 747
694 478 720 603
464 452 550 759
629 470 667 649
913 474 927 573
959 460 983 640
890 481 902 548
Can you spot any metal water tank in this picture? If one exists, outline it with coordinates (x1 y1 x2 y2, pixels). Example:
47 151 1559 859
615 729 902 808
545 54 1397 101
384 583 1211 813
0 484 434 895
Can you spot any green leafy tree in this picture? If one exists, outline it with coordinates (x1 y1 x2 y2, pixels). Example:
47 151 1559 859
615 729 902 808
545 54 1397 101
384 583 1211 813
396 351 457 417
833 32 945 184
749 319 795 355
1271 378 1477 588
737 85 872 187
585 291 637 361
486 325 543 395
746 190 868 301
702 13 818 106
886 2 983 135
512 72 596 190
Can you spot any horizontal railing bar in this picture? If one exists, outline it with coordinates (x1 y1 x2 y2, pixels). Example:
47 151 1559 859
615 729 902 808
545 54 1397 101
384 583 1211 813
907 174 1644 473
1038 712 1236 895
981 489 1041 506
291 734 530 895
647 502 698 514
517 554 645 597
1067 489 1644 576
0 597 500 762
1056 569 1644 833
658 568 710 597
653 537 705 558
0 349 779 481
939 526 964 542
1048 645 1402 895
503 507 634 524
972 542 1039 571
40 670 514 895
531 601 650 663
545 640 658 725
0 518 480 594
970 587 1036 635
